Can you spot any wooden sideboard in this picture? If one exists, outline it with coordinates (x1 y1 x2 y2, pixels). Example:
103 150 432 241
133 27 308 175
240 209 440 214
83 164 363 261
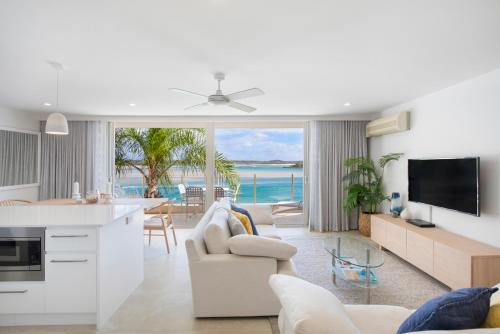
371 214 500 290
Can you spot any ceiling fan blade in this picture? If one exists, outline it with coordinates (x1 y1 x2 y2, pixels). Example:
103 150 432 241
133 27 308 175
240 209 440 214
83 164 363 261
169 88 207 98
185 102 209 110
226 88 264 101
228 101 256 113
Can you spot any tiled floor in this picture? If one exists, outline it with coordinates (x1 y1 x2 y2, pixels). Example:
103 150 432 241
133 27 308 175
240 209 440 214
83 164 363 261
1 227 309 334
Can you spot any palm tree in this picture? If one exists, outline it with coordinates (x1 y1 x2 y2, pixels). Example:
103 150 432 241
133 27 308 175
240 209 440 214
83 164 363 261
115 128 239 198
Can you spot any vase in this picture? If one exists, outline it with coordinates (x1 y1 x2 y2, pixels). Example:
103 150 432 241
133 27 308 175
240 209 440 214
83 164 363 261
390 192 403 216
358 212 371 237
400 208 411 220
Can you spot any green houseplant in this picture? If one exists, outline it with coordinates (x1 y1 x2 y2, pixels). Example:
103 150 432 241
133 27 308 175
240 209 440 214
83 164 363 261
343 153 403 236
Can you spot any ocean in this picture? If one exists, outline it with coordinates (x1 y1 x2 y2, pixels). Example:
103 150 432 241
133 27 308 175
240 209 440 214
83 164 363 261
116 164 303 203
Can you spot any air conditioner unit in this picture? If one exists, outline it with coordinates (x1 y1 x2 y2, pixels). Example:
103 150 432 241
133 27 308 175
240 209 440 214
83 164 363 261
366 111 410 137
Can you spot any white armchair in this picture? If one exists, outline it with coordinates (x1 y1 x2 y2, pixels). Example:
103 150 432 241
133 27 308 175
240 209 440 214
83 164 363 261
269 274 500 334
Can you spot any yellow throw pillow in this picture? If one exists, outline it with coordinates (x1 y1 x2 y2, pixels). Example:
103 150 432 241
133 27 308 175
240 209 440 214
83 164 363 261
231 210 253 235
483 297 500 328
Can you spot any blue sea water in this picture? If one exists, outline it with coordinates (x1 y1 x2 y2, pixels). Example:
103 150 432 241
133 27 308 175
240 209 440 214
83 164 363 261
116 165 303 203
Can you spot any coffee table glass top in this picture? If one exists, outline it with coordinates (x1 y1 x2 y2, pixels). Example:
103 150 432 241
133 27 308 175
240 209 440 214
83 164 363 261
324 236 384 268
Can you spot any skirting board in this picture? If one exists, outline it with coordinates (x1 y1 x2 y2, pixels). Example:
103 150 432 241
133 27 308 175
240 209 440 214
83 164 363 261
0 313 96 327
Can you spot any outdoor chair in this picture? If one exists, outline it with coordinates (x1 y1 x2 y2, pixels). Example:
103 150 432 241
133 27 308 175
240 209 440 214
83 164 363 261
214 186 225 201
185 186 205 217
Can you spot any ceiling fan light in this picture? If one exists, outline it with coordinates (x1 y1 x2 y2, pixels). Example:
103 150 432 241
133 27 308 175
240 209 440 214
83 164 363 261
45 112 69 135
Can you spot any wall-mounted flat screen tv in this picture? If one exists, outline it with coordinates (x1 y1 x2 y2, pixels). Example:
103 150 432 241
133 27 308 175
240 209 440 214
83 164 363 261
408 158 480 216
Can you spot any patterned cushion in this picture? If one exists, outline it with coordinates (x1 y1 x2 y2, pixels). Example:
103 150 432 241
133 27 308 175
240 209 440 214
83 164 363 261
227 213 248 236
231 210 254 235
231 204 259 235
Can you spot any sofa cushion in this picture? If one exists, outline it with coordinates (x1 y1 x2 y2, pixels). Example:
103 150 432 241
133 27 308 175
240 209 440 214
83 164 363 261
231 204 258 235
269 274 361 334
228 235 297 260
482 296 500 328
397 287 498 334
239 204 274 225
203 208 231 254
255 224 279 237
277 259 297 276
231 210 254 234
346 305 413 334
227 213 248 236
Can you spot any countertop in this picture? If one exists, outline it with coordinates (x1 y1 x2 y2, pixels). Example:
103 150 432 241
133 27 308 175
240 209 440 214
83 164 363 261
0 204 142 227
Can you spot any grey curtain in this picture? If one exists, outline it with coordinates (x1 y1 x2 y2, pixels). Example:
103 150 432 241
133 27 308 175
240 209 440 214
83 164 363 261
0 130 38 187
39 121 104 200
308 121 368 232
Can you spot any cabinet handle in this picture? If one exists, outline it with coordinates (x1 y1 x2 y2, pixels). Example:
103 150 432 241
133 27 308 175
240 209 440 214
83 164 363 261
50 234 89 238
125 217 129 224
50 259 88 263
0 290 28 294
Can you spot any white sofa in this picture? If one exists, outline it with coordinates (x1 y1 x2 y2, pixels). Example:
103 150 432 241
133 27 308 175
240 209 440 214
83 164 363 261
269 274 500 334
185 200 297 317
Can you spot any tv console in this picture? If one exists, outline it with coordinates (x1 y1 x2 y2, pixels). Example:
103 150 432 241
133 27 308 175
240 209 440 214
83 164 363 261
371 214 500 290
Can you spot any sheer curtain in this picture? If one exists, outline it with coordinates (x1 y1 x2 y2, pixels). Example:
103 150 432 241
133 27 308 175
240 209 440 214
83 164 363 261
308 120 368 232
39 120 112 200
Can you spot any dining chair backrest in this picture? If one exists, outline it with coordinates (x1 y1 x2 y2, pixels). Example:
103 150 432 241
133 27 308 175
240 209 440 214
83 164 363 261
214 186 225 200
186 186 204 198
0 199 33 206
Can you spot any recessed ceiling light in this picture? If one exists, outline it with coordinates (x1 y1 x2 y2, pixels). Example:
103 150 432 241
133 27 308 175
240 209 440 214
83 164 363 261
129 103 136 107
344 102 351 107
43 102 52 106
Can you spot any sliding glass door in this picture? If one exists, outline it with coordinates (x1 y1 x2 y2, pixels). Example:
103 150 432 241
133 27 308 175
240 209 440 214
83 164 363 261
112 121 307 225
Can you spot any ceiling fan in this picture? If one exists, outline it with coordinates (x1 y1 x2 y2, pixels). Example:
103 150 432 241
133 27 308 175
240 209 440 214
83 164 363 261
169 73 264 113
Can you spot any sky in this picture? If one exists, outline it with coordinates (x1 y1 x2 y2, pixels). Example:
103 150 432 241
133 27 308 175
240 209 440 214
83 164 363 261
215 128 304 161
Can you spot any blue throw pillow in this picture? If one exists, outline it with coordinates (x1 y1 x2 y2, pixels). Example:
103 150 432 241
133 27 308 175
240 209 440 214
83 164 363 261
230 204 258 235
397 287 498 334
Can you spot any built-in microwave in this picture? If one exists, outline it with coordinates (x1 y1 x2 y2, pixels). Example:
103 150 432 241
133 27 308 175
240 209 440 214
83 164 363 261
0 227 45 281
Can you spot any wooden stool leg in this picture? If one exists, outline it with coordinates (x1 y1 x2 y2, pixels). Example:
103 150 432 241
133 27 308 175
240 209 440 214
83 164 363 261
171 225 178 246
148 230 152 245
163 226 170 254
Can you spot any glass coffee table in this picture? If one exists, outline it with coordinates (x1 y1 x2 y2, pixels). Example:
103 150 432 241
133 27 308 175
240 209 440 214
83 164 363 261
324 236 384 304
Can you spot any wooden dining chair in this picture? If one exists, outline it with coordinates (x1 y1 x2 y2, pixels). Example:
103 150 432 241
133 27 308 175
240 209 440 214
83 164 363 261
143 200 177 254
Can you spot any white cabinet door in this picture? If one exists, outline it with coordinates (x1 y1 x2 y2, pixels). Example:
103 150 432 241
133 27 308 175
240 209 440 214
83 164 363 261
98 210 144 327
45 253 97 313
0 282 45 314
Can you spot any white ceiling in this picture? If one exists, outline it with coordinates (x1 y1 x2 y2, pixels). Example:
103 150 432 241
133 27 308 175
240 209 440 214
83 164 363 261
1 0 500 117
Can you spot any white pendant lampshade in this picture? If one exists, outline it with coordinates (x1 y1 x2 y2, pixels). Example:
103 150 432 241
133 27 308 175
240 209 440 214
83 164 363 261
45 61 69 135
45 112 68 135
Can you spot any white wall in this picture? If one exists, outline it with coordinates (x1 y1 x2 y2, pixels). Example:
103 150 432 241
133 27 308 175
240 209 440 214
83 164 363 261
0 107 41 201
369 68 500 247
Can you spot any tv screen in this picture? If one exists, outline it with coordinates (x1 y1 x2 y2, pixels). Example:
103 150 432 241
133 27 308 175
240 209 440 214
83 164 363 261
408 158 480 216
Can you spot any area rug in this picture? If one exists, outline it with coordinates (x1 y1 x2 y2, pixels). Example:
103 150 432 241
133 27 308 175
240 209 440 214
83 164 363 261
283 232 449 309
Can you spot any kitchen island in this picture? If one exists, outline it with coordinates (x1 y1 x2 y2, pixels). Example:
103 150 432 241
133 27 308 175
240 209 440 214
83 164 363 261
0 204 144 328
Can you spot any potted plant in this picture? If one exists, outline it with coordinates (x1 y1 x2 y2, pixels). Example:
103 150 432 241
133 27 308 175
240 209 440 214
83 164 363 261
343 153 403 236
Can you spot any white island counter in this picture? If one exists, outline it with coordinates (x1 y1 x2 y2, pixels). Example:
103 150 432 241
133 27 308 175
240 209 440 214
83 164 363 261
0 204 145 328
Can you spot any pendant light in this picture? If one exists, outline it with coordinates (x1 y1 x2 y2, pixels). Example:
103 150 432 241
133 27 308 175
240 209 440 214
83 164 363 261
45 62 69 135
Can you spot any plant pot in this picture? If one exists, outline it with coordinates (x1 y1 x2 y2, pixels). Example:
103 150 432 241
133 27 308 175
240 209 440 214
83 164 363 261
358 212 373 237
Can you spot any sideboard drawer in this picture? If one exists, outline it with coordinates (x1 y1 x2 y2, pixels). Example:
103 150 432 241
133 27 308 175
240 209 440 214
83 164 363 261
46 228 97 252
434 241 471 289
385 222 406 258
371 216 386 246
0 282 45 314
406 230 433 275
